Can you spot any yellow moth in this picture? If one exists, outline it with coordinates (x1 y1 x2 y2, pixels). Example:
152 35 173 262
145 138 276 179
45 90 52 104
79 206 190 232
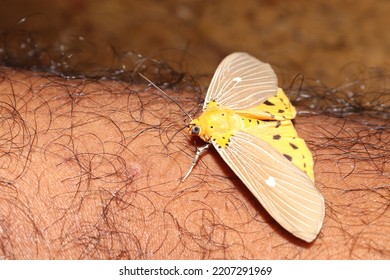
184 52 325 242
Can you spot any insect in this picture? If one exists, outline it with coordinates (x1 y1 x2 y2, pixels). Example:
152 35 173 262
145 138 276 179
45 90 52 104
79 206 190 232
183 52 325 242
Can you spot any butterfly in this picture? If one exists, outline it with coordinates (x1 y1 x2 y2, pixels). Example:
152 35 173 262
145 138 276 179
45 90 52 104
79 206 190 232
184 52 325 242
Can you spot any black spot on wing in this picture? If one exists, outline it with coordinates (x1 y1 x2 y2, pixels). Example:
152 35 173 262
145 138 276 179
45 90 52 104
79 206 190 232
275 121 281 128
273 134 281 140
283 154 293 161
264 100 275 106
289 142 299 150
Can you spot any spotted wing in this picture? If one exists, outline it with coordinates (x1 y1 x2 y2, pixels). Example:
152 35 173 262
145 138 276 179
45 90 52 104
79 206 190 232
215 131 325 242
244 119 315 181
204 52 278 111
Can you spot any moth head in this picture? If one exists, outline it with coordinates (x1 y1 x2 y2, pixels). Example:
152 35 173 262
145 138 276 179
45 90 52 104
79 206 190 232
188 119 201 136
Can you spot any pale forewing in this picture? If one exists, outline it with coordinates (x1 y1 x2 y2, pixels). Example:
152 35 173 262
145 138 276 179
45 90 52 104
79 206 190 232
216 131 325 242
204 52 278 110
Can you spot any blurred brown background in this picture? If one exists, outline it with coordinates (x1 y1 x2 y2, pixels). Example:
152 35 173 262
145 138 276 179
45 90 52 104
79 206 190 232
1 0 389 87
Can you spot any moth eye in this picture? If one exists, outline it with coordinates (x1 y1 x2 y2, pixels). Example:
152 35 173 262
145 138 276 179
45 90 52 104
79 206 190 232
191 125 201 135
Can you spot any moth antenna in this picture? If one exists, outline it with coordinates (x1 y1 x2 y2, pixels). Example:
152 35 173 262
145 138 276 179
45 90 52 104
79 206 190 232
139 73 193 121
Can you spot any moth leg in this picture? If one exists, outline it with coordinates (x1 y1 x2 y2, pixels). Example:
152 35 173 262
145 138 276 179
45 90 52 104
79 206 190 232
181 143 211 182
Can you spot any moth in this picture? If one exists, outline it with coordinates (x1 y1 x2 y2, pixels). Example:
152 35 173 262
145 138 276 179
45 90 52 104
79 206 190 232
184 52 325 242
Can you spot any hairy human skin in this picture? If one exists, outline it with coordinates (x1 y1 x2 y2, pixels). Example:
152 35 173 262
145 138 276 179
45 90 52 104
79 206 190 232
0 67 389 259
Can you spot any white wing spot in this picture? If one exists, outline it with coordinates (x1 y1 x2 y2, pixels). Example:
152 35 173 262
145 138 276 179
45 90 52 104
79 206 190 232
232 77 242 82
265 176 276 188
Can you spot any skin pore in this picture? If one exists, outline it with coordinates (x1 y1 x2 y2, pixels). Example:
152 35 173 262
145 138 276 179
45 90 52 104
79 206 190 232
0 66 388 259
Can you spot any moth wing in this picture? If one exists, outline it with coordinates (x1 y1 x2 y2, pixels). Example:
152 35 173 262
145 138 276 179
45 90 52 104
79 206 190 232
244 120 315 181
236 88 297 120
215 131 324 242
204 52 278 111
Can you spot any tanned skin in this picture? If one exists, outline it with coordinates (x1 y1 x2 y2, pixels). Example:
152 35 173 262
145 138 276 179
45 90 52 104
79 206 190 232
0 67 388 259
